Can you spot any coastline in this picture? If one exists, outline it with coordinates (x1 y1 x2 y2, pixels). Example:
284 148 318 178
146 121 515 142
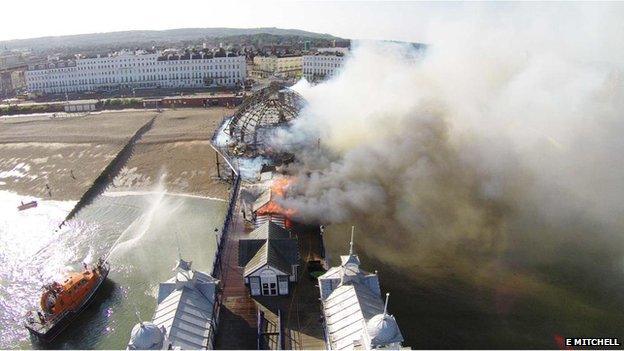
0 108 233 201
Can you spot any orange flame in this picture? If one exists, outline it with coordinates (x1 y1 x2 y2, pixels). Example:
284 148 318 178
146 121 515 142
256 176 297 218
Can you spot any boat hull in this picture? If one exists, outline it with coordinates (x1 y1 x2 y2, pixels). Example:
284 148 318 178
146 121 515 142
17 201 38 211
24 263 109 343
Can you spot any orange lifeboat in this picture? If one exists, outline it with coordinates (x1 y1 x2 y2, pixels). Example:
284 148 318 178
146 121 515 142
24 258 110 342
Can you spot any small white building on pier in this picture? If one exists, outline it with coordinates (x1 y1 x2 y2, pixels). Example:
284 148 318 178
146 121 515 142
318 231 407 350
127 258 220 350
238 221 299 296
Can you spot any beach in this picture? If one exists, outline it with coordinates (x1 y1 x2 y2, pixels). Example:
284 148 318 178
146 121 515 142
0 108 233 201
0 107 234 348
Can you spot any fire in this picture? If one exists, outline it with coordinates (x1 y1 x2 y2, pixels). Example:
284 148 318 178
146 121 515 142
256 176 297 219
270 177 291 197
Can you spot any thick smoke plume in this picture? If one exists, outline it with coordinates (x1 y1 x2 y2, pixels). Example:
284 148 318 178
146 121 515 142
273 3 624 321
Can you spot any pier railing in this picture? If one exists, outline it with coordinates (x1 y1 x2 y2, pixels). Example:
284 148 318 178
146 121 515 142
211 173 240 278
209 171 240 346
211 114 232 144
257 309 285 350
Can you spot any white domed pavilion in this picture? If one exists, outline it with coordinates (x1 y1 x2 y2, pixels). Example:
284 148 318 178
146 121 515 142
128 322 167 350
317 227 407 350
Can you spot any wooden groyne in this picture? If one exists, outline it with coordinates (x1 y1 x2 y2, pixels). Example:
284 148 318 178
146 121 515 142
60 116 156 226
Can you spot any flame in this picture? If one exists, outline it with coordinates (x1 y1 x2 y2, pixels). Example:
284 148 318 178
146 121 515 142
256 176 297 220
270 176 291 196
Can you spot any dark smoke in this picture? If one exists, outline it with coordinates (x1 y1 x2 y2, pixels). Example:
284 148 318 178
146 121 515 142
272 4 624 347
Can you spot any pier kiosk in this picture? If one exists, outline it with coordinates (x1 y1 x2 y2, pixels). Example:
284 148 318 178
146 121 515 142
239 221 299 296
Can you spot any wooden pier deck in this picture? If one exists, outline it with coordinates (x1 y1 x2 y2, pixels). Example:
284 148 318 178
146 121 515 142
214 196 258 350
214 183 326 350
256 225 327 350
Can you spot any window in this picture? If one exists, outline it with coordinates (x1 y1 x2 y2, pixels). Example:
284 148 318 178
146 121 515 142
278 276 289 294
262 282 277 295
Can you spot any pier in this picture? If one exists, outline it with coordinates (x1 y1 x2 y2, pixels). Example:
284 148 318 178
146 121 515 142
211 180 326 349
214 183 258 349
255 224 326 350
210 84 326 349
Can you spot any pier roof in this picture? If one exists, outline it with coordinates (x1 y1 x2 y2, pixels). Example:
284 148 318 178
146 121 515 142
252 190 272 212
151 260 219 350
252 177 296 223
226 83 305 155
248 220 291 240
238 221 299 277
323 282 385 350
318 239 406 350
243 240 297 276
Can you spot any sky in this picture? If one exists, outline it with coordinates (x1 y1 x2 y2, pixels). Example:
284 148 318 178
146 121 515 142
0 1 482 43
1 1 619 44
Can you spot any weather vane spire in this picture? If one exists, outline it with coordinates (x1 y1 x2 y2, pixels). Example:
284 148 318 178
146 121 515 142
349 226 355 255
383 293 390 318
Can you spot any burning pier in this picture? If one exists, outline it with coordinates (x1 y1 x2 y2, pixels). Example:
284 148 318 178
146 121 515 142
223 82 305 159
209 82 327 349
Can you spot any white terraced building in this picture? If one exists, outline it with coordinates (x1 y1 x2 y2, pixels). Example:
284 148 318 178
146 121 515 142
25 50 247 94
302 49 348 82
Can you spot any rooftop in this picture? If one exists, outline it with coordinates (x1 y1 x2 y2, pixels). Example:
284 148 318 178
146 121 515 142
318 232 406 350
238 221 299 277
129 258 220 350
26 49 244 71
226 83 305 156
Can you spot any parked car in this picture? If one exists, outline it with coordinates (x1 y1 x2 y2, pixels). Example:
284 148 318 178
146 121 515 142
307 260 326 280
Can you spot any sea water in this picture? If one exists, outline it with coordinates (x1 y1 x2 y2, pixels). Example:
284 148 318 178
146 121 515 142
0 190 226 349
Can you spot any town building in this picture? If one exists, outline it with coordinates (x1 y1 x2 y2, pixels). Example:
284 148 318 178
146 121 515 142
252 54 302 78
0 66 27 97
331 39 351 48
157 93 244 109
0 52 24 69
238 221 299 296
302 49 347 82
0 51 32 97
318 230 406 350
317 47 350 55
11 69 26 91
25 50 247 94
127 257 220 350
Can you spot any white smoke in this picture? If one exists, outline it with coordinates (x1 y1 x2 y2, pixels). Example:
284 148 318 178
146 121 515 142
273 3 624 278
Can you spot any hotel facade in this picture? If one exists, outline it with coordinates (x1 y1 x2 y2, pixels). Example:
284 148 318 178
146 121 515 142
302 48 348 82
25 50 247 94
251 55 302 79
